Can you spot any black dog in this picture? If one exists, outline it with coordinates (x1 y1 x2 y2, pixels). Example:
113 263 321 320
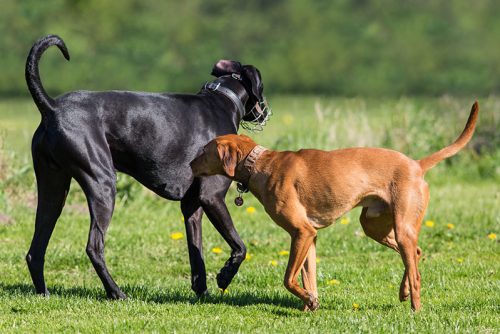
25 35 270 299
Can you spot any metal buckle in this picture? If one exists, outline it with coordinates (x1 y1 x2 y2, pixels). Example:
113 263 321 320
204 82 221 91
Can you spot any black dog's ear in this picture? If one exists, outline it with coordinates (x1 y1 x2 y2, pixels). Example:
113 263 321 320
211 60 242 77
242 65 264 102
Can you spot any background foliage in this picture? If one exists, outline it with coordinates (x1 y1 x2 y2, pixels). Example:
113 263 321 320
1 0 500 97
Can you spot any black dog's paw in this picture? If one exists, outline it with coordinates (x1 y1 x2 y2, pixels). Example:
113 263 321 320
192 279 208 298
216 270 234 290
107 290 127 300
193 285 209 298
36 289 50 297
196 289 210 300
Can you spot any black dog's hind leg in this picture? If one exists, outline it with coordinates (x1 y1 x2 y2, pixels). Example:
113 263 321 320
199 176 246 291
181 181 207 296
26 155 71 295
74 167 126 300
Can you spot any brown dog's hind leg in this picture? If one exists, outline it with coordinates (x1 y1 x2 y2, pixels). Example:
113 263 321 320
300 237 318 311
392 188 427 311
359 206 422 303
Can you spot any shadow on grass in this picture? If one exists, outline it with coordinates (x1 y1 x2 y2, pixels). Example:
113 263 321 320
0 282 300 309
1 283 409 312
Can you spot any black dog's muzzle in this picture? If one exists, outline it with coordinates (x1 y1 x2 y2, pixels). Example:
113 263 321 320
241 99 272 132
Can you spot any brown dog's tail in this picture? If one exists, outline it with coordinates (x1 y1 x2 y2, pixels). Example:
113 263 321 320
418 101 479 173
25 35 70 117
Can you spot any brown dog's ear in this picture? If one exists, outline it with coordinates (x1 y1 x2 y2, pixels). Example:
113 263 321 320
242 65 264 102
217 142 242 177
211 60 242 77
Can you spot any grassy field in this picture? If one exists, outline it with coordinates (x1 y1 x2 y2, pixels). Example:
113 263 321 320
0 96 498 333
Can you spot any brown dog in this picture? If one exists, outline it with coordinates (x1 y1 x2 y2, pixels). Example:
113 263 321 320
191 102 479 311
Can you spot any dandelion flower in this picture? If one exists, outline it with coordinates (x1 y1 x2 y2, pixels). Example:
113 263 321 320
488 233 497 240
316 257 321 264
327 279 340 286
219 288 229 294
212 247 223 254
245 253 253 260
425 220 435 228
170 232 184 240
340 217 350 225
283 114 294 125
269 260 278 266
456 258 464 263
246 206 256 214
447 223 455 230
181 216 184 222
352 303 360 310
278 250 289 256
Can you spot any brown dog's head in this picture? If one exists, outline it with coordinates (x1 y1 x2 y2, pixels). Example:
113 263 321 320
190 134 257 178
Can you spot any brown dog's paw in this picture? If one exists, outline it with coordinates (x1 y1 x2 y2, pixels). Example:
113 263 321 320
399 286 410 302
304 293 320 311
399 293 410 302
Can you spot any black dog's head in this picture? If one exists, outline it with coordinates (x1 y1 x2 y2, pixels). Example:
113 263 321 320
211 60 270 129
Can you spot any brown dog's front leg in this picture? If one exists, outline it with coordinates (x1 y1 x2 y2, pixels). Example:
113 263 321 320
283 227 318 311
301 237 318 311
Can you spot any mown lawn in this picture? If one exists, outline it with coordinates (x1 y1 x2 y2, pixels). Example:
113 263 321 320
0 97 498 333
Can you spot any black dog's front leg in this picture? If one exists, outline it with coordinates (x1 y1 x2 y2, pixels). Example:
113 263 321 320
199 176 246 291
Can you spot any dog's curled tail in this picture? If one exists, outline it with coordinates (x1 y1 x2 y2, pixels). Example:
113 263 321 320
25 35 70 117
418 101 479 172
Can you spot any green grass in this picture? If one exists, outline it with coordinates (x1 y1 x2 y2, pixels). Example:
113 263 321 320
0 97 499 333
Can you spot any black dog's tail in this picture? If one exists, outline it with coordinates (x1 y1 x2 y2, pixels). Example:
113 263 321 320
25 35 70 117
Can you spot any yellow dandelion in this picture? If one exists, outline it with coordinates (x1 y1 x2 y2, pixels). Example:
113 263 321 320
245 253 253 260
269 260 278 266
327 279 340 286
425 220 435 228
456 257 464 263
352 303 360 310
181 216 185 222
246 206 256 214
447 223 455 230
170 232 184 240
219 288 229 294
340 217 350 225
488 233 497 240
278 250 289 256
316 257 321 264
282 114 294 125
212 247 223 254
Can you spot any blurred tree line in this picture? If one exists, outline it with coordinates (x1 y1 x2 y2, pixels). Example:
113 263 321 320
0 0 499 97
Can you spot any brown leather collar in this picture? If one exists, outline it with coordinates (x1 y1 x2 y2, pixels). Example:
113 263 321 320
237 144 267 186
243 145 267 174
